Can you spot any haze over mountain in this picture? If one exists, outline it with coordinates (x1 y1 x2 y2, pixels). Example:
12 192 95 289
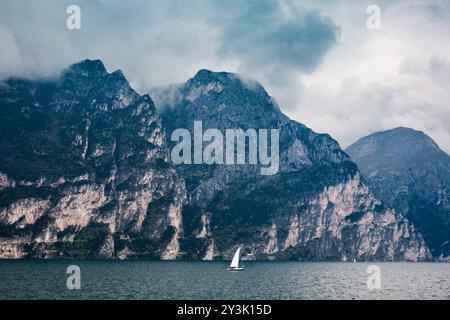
346 127 450 260
0 60 431 261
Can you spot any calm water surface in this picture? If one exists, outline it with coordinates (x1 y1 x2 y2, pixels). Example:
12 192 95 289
0 261 448 300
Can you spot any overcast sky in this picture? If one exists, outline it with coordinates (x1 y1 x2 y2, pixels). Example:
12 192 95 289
1 0 450 152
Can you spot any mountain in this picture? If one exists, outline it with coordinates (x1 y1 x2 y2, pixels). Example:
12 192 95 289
0 60 431 261
0 59 187 259
153 70 430 261
346 127 450 260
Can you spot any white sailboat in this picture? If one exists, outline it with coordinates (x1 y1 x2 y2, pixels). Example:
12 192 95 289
227 247 244 271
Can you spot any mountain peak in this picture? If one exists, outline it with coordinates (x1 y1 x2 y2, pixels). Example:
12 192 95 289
62 59 128 84
347 127 450 259
66 59 108 76
194 68 218 78
189 69 263 91
351 127 444 156
383 126 427 137
346 127 450 177
189 69 236 86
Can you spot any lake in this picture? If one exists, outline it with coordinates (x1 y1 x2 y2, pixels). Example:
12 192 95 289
0 261 449 300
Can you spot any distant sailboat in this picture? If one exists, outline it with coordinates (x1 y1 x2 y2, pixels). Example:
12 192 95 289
227 247 244 271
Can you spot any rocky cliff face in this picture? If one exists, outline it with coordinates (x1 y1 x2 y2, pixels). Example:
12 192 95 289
0 59 187 259
154 70 431 261
346 127 450 260
0 61 431 261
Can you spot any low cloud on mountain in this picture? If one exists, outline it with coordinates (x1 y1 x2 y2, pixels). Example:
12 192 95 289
0 0 449 152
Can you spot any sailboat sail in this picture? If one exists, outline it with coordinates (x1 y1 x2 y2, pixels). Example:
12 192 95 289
230 247 241 268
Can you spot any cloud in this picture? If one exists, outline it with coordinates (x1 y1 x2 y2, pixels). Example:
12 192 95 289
284 0 450 153
400 57 450 87
215 0 339 81
295 67 450 147
0 27 21 76
0 0 225 88
0 0 338 91
0 0 449 153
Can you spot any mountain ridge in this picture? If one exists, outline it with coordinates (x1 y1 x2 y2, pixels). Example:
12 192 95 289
0 59 432 261
0 59 187 259
156 68 431 261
